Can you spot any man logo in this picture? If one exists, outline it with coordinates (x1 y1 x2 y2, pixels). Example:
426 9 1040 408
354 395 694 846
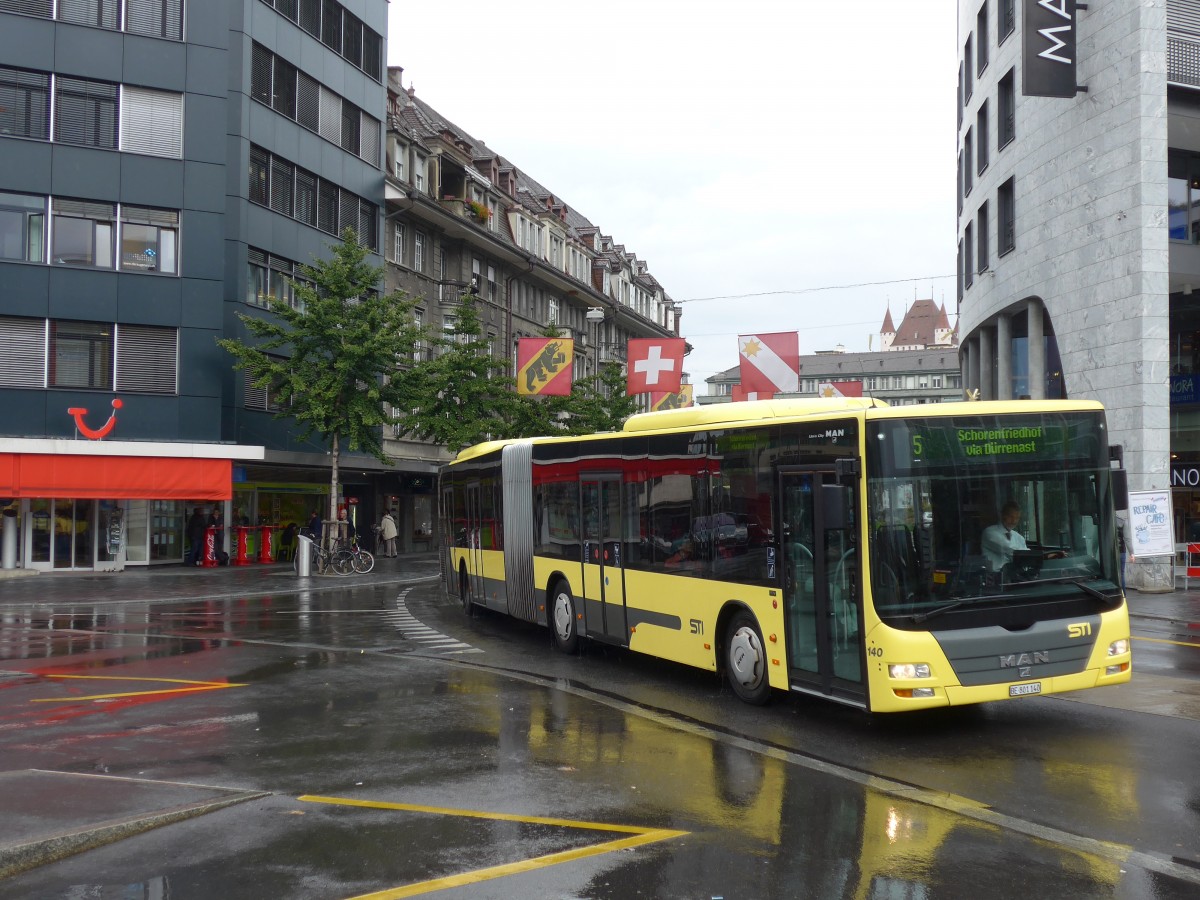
1068 622 1092 639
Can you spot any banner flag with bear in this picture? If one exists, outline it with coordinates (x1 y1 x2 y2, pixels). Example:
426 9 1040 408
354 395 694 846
738 332 799 394
626 338 686 395
516 337 574 396
651 383 694 411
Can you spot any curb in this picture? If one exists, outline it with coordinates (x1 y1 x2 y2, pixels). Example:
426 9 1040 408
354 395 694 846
0 781 270 879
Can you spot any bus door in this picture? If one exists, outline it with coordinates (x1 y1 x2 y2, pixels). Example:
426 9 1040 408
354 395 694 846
464 482 486 603
580 476 628 643
779 467 864 701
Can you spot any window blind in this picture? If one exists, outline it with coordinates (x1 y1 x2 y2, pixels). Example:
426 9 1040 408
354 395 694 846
120 87 183 157
115 324 177 394
0 316 46 388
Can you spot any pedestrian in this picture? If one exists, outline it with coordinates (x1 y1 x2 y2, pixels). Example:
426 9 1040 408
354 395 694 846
186 507 207 566
380 509 399 557
306 510 321 541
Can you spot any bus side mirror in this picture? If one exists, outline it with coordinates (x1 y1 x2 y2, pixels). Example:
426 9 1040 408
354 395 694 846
822 484 851 531
1111 468 1128 511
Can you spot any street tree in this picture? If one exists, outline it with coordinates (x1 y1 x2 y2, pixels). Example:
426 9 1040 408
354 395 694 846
565 360 640 434
401 291 518 451
217 230 425 545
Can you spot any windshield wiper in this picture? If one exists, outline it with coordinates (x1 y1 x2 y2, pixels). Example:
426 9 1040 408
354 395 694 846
909 592 1011 624
1049 576 1120 603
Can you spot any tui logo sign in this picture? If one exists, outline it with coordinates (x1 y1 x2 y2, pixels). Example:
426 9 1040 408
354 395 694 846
68 398 122 440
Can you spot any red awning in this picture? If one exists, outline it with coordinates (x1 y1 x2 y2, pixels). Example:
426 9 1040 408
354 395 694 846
0 454 231 501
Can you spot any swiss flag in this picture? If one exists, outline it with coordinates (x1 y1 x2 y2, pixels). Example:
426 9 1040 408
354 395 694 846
818 380 863 398
627 338 685 394
739 332 799 394
732 385 775 402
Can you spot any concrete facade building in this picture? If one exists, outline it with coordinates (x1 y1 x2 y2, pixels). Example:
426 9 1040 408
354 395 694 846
954 0 1169 500
0 0 390 569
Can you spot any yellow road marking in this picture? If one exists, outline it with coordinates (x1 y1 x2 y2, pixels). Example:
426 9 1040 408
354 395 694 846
1132 635 1200 649
26 673 245 704
297 795 688 899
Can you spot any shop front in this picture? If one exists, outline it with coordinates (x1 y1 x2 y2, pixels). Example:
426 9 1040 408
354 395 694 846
0 439 264 572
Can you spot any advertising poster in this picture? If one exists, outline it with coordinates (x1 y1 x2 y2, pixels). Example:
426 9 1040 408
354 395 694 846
1127 490 1175 558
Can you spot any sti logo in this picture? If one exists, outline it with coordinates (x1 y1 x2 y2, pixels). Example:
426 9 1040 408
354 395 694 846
68 398 123 440
1067 622 1092 639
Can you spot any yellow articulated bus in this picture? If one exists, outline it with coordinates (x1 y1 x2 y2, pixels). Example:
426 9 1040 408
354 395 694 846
440 398 1132 712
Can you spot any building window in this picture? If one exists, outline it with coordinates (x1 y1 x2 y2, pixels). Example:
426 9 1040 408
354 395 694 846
0 191 45 263
295 169 317 226
115 324 177 393
963 35 973 102
932 374 943 388
976 102 988 175
998 68 1015 149
414 155 426 194
0 1 53 17
976 3 989 75
392 222 406 265
998 177 1015 255
0 65 50 141
52 198 115 268
125 0 184 40
393 141 406 180
977 201 989 273
50 320 113 389
0 316 47 387
999 0 1015 42
249 146 269 206
54 76 118 149
414 231 425 272
119 86 183 157
957 239 964 303
270 157 294 215
247 248 268 306
321 0 342 52
957 151 963 215
120 205 178 274
963 128 973 196
964 222 974 289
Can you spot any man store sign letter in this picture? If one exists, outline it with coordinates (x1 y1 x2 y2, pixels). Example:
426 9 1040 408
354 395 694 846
1023 0 1077 98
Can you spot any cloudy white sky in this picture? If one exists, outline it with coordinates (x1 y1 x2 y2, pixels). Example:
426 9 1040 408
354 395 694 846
387 1 958 390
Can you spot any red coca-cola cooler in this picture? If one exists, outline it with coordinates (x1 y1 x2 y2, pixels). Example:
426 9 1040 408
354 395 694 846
202 526 220 568
258 525 276 564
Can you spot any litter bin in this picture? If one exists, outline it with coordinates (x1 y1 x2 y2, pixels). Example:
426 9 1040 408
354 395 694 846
295 533 313 577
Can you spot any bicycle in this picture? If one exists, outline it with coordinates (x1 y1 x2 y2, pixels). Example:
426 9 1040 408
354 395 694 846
331 538 374 575
295 529 335 575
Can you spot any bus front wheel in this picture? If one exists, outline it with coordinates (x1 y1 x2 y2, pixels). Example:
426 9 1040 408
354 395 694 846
550 579 579 654
725 611 770 705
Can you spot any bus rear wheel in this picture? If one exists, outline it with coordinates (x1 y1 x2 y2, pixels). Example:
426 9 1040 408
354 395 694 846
550 579 579 653
725 611 770 705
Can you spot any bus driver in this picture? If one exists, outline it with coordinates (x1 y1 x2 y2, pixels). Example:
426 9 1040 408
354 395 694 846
982 501 1028 571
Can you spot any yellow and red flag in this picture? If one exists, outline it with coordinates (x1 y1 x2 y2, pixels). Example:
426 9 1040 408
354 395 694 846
818 380 863 398
651 384 693 411
517 337 574 396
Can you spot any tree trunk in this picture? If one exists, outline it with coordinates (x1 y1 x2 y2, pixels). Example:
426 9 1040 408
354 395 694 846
327 431 340 558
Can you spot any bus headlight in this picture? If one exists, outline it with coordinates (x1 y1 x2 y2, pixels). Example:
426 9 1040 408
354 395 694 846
1107 639 1129 657
888 663 930 679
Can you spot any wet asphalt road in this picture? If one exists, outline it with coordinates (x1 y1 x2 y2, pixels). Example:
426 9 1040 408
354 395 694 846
0 572 1199 899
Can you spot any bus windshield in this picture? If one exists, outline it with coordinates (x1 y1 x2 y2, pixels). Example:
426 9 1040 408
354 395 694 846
866 411 1123 627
